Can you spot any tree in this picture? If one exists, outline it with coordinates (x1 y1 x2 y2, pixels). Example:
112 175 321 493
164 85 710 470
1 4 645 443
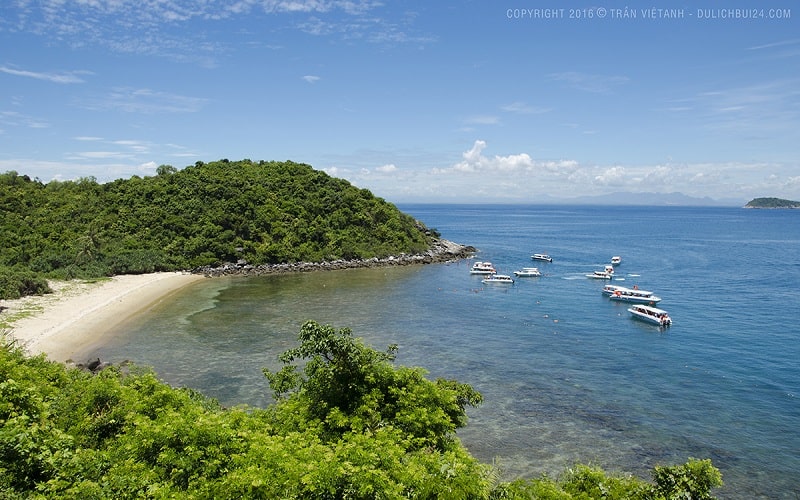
0 328 723 499
264 321 483 451
651 458 723 499
156 164 178 176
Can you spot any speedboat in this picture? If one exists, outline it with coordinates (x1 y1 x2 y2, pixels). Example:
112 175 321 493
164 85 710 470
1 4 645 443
628 304 672 327
603 284 661 304
514 267 541 277
482 274 514 284
470 261 496 274
611 256 622 266
586 265 615 279
531 253 553 263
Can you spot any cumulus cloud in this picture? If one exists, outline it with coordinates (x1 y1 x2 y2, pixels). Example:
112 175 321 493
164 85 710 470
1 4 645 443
594 166 627 185
449 140 533 173
375 163 397 173
429 141 581 188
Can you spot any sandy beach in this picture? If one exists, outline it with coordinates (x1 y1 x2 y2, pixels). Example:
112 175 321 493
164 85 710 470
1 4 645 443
1 272 205 363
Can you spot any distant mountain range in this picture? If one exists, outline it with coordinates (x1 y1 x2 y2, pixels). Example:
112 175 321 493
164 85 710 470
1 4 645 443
541 192 746 206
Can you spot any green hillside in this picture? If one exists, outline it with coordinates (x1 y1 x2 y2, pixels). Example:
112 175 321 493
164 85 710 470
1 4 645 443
0 160 437 298
744 197 800 208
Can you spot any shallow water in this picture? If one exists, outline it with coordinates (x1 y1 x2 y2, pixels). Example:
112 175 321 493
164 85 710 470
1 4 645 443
90 205 800 498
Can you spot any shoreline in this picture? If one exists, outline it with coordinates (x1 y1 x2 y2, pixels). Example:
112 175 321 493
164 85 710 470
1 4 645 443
192 238 475 277
1 272 205 363
0 239 475 363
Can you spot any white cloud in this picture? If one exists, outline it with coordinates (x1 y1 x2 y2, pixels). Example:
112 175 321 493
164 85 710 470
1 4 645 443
72 151 128 159
7 1 420 64
375 163 397 173
0 110 50 129
79 88 207 113
322 166 341 177
594 166 627 185
302 75 321 83
0 65 89 84
501 102 551 115
447 140 533 173
324 140 800 203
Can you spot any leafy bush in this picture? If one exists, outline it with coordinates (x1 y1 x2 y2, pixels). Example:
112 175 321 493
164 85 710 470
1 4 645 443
0 325 723 499
0 268 52 299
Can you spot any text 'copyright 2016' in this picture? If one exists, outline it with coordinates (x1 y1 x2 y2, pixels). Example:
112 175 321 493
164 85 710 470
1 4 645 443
505 7 792 21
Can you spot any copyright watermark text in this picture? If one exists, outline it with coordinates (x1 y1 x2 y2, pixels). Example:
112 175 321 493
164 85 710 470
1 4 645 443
505 7 792 21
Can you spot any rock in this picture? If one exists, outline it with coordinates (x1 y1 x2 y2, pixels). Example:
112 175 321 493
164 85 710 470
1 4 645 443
192 238 476 278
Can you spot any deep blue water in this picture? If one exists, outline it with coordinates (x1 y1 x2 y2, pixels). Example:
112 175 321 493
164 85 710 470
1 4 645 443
91 205 800 498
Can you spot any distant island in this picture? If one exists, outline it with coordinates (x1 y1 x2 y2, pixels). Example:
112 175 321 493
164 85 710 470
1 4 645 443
744 197 800 209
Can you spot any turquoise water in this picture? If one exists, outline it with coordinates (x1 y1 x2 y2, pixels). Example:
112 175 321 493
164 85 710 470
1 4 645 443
91 205 800 498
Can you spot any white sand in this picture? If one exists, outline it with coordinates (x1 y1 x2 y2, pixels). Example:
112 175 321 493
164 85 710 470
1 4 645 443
1 272 205 362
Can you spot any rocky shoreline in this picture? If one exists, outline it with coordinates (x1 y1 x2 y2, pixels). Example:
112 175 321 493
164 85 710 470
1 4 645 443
192 239 476 277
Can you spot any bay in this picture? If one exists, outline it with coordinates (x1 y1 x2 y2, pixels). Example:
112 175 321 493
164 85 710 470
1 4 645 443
89 205 800 498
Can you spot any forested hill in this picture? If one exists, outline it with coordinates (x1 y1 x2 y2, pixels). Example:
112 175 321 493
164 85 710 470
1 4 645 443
0 160 440 297
744 197 800 208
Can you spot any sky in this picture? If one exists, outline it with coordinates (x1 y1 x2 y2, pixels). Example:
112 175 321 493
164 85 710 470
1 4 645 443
1 1 799 204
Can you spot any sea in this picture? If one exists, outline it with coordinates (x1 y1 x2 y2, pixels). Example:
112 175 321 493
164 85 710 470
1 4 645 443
87 205 800 499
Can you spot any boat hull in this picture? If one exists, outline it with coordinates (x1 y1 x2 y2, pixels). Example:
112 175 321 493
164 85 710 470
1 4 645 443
628 306 672 327
514 268 541 277
610 295 661 304
470 261 496 274
482 274 515 284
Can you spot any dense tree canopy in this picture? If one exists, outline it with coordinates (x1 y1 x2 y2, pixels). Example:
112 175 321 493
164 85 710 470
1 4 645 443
0 323 723 499
0 161 434 298
744 197 800 208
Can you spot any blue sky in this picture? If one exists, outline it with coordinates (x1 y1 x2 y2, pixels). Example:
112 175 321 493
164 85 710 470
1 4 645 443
1 1 798 203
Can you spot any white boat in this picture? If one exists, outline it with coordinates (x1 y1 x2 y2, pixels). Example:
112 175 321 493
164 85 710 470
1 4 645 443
482 274 514 284
628 304 672 327
470 261 496 275
611 256 622 266
531 253 553 263
603 284 661 304
514 267 541 277
586 265 615 279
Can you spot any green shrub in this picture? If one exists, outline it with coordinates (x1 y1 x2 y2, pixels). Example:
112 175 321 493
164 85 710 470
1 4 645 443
0 268 52 299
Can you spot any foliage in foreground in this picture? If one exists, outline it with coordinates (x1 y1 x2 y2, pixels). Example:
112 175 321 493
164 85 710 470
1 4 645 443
0 323 722 498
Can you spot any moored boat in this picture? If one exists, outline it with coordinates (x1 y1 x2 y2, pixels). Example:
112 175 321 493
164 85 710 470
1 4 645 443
514 267 541 277
470 261 496 275
603 284 661 304
628 304 672 327
611 256 622 266
531 253 553 263
586 265 615 279
482 274 515 284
